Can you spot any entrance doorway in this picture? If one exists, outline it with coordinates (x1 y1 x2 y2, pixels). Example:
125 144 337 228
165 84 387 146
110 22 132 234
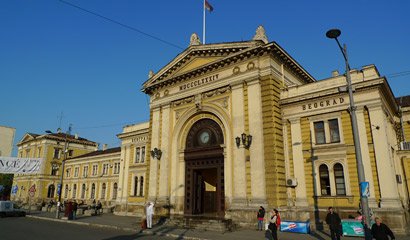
184 118 225 216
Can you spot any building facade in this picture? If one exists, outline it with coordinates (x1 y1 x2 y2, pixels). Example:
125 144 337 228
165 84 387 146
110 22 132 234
130 26 410 232
0 125 16 157
12 132 98 203
62 146 121 205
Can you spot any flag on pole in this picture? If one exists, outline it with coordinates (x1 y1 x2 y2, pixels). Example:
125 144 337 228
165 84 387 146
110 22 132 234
205 0 214 12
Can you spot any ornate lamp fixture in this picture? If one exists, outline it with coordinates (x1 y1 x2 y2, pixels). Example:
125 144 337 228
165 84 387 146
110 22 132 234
235 133 252 149
150 148 162 160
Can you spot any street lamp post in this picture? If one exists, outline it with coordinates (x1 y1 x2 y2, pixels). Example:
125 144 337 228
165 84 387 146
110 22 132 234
326 29 371 239
47 124 72 219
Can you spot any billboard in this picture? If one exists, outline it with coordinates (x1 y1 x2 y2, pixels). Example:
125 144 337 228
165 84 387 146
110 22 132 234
280 221 310 234
0 157 44 174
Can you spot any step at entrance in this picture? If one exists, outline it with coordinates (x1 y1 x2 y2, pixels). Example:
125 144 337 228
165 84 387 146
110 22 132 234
166 215 234 232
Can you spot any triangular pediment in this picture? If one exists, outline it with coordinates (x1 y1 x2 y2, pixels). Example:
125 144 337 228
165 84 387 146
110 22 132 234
142 41 263 92
19 133 39 144
172 56 223 77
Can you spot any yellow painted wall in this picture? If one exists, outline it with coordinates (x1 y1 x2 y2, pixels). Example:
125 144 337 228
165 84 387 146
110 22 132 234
261 75 286 207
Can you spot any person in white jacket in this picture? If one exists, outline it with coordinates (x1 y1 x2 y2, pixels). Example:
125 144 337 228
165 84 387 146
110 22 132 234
146 202 154 229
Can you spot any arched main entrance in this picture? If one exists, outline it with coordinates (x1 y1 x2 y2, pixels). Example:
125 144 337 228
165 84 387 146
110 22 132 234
184 118 225 216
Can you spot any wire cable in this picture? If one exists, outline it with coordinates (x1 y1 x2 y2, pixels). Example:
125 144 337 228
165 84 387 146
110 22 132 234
58 0 184 50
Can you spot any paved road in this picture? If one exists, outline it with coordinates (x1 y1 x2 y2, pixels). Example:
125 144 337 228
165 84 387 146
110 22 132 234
0 217 171 240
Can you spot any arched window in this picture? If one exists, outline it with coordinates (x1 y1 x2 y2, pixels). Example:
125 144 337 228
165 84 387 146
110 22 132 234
101 183 106 199
47 184 55 198
134 177 138 196
91 183 96 199
319 165 331 196
72 184 77 199
139 176 144 197
334 163 346 195
64 184 69 199
112 183 118 200
81 184 86 199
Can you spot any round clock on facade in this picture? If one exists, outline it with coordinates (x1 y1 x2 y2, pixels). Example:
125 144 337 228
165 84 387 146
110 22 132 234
199 130 210 144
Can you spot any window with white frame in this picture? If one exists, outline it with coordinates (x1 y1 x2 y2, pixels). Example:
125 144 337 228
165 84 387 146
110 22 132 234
113 162 120 174
102 164 108 175
66 168 71 178
135 147 140 163
313 118 341 145
139 176 144 197
72 184 77 199
90 183 95 199
101 183 106 199
133 176 138 196
112 183 118 200
53 148 61 159
83 166 88 177
317 162 347 196
74 167 79 177
141 147 145 163
92 165 98 176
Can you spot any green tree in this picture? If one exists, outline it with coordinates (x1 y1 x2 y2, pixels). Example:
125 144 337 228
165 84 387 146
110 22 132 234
0 174 14 200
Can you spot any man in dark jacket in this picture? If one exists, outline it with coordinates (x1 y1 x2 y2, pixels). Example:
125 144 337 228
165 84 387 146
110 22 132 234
325 207 341 240
371 217 395 240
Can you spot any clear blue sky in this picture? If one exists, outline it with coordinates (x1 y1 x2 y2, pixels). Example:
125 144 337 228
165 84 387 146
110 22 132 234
1 0 409 156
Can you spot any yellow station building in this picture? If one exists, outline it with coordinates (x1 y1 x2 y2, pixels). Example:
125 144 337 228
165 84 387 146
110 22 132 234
12 131 98 202
11 26 410 233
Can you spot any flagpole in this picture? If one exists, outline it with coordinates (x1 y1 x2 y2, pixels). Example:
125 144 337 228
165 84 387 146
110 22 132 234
203 0 206 44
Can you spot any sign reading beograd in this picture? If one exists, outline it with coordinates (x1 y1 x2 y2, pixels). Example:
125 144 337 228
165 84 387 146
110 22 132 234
0 157 44 174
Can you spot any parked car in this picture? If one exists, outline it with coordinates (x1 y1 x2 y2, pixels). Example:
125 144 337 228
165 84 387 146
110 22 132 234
0 201 26 217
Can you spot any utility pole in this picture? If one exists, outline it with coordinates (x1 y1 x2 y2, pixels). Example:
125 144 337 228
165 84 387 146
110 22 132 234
55 124 72 219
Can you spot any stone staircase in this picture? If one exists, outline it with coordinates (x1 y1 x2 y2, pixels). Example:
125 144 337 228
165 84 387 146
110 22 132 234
166 215 235 232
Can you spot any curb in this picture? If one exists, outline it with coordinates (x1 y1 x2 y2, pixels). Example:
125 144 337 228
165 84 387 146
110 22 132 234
25 215 210 240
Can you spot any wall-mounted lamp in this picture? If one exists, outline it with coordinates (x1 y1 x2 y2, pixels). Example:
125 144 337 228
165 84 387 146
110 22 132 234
235 133 252 149
150 148 162 160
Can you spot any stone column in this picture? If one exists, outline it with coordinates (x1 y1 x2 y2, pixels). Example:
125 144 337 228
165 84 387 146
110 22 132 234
247 79 266 204
368 105 401 208
356 108 377 207
122 146 131 202
289 118 309 207
117 146 127 203
148 107 161 201
231 83 247 206
158 104 171 203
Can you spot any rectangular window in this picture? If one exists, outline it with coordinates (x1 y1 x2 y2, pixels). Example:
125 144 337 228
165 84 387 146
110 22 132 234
53 148 60 159
66 168 71 178
141 147 145 163
314 121 326 144
102 164 108 175
68 149 73 157
74 167 79 177
135 147 140 163
114 163 120 174
92 165 98 176
19 151 23 157
329 119 340 143
134 177 138 196
83 166 88 177
25 149 31 157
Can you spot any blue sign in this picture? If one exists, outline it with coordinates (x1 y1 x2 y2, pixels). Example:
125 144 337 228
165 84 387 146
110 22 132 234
57 184 62 195
11 185 18 195
360 182 370 197
280 220 310 234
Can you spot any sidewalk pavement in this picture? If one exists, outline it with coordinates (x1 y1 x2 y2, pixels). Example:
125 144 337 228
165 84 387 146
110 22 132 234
26 211 410 240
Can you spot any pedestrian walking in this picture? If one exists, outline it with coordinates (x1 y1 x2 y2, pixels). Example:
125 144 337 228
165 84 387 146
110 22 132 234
96 200 102 215
146 202 154 229
72 200 78 220
257 206 265 231
325 207 342 240
371 217 395 240
268 209 278 240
